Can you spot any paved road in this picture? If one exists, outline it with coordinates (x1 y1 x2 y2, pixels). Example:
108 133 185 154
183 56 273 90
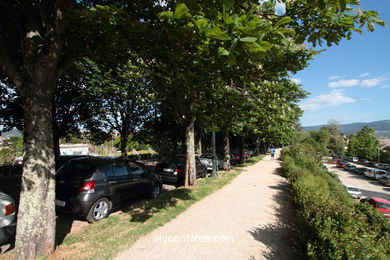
325 163 390 201
115 151 302 260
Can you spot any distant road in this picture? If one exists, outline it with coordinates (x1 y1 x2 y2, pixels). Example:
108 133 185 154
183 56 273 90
325 163 390 201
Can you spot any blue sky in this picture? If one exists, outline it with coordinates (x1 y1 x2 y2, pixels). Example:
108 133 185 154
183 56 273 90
293 0 390 127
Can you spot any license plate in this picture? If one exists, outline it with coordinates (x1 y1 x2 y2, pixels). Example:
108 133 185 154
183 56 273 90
55 199 66 207
163 168 174 172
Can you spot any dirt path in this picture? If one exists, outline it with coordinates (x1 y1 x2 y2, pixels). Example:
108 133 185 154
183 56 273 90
115 150 301 260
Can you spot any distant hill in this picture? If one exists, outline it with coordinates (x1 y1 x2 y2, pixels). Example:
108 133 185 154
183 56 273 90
0 128 21 139
303 120 390 137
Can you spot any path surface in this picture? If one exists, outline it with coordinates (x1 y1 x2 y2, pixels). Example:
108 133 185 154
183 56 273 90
115 150 300 260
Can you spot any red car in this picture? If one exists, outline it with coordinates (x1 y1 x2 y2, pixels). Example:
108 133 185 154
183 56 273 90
337 161 347 168
361 197 390 217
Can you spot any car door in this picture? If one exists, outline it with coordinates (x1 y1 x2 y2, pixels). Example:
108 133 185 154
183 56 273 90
195 157 206 177
109 161 134 201
127 162 152 197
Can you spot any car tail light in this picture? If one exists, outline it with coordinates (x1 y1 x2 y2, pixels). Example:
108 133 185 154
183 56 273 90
78 181 96 194
155 165 163 171
5 203 15 216
175 169 184 174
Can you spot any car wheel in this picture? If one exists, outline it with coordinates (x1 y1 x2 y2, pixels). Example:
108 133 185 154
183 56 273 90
150 184 161 198
86 198 111 223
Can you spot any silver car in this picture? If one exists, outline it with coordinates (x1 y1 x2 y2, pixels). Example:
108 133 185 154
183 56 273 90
0 191 16 247
199 154 224 171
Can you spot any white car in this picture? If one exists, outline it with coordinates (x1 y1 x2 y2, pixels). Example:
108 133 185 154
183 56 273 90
343 185 363 199
199 154 224 171
0 192 16 247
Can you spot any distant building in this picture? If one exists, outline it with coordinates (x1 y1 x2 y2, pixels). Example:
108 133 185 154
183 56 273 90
60 144 89 155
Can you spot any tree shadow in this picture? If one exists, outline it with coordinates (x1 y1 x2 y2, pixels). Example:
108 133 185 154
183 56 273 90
121 187 193 223
248 168 306 259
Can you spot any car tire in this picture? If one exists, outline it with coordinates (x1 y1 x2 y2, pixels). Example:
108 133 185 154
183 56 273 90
150 184 161 198
86 198 111 223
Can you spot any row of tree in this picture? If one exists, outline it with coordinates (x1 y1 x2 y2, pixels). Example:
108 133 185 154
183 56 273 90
0 0 384 259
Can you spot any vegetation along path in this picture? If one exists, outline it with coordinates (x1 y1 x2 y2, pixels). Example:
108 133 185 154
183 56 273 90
115 150 301 260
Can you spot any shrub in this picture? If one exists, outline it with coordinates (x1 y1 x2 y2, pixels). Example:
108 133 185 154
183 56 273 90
283 133 390 259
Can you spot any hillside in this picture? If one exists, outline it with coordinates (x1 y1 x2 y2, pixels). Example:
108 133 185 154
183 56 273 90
303 120 390 137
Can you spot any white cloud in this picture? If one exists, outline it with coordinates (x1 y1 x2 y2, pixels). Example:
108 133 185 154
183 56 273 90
300 90 356 112
360 77 387 87
359 73 370 78
328 75 345 80
381 85 390 89
291 78 302 84
329 79 360 88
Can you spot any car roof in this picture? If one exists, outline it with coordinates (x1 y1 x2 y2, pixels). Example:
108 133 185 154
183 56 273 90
369 197 390 203
67 157 138 166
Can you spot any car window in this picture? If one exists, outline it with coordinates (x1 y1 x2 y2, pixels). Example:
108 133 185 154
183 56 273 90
100 165 114 178
128 162 146 175
112 163 129 177
378 203 390 210
57 162 95 180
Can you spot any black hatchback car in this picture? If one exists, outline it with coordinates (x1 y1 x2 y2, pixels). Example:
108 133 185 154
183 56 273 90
55 157 162 223
154 155 207 186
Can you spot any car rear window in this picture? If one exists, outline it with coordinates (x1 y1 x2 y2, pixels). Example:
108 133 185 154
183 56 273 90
378 203 390 210
57 162 95 181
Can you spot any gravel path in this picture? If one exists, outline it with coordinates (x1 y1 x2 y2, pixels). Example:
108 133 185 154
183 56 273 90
115 150 301 260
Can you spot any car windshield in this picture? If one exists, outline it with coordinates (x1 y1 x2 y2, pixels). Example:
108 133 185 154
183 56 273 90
161 156 186 166
348 187 360 192
377 202 390 210
57 162 95 181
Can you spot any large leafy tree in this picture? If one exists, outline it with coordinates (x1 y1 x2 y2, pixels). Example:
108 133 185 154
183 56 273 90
347 126 379 160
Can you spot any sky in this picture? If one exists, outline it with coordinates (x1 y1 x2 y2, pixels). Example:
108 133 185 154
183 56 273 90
291 0 390 127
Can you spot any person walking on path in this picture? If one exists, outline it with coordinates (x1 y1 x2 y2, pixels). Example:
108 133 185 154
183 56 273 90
114 149 301 260
270 147 276 160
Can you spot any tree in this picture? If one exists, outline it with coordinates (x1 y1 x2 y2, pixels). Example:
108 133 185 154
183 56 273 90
76 58 154 157
0 136 23 164
326 120 346 154
347 126 379 160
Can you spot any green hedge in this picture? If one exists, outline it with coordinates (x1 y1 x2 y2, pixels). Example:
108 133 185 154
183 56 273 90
283 147 390 259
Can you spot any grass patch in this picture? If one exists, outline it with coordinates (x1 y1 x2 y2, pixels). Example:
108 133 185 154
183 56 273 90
48 155 264 260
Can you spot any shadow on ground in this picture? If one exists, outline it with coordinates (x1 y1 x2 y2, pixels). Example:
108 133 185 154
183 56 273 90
248 165 305 259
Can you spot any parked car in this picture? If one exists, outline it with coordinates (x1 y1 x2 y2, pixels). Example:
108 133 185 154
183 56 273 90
55 157 162 223
154 155 207 186
378 176 390 186
352 157 359 162
360 197 390 217
0 192 16 246
344 165 357 172
199 154 224 171
336 161 347 168
343 185 362 199
354 167 367 175
363 168 387 180
230 150 249 165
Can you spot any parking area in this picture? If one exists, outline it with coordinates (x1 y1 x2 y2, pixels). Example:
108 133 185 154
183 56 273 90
325 163 390 201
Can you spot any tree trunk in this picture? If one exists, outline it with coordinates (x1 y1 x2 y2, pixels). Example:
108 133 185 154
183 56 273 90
185 117 196 186
223 131 231 170
239 135 245 164
254 139 260 156
15 83 56 260
197 137 202 155
120 134 128 158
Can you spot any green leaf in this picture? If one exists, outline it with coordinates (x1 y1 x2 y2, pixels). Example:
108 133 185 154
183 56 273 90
194 18 208 32
158 11 173 19
318 0 326 10
174 3 190 19
244 42 266 53
239 37 257 42
227 54 236 65
277 28 295 37
218 47 230 56
206 27 231 41
338 0 346 11
274 16 292 27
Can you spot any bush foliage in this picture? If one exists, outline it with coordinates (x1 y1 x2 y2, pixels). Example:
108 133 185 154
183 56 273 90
283 131 390 259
